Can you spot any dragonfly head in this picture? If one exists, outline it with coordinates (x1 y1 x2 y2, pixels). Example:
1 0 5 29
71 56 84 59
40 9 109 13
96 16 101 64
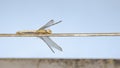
46 29 52 34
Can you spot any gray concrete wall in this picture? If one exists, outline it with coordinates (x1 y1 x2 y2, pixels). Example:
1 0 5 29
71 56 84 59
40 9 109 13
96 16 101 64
0 59 120 68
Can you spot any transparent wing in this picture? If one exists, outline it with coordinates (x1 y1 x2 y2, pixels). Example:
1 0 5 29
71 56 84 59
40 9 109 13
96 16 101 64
39 20 62 30
40 37 55 53
39 37 63 53
38 20 54 30
45 20 54 26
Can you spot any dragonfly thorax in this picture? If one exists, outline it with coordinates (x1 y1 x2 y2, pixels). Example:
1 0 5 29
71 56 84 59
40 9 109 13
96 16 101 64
36 29 52 34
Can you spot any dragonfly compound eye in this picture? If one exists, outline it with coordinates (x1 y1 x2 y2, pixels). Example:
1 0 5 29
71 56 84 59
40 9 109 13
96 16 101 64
46 29 52 34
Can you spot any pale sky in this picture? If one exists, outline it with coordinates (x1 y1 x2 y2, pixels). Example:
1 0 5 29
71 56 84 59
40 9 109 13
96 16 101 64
0 0 120 58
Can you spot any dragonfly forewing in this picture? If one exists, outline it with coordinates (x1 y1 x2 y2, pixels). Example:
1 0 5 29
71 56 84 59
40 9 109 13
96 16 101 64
39 20 54 30
39 37 63 53
38 20 62 30
40 37 55 53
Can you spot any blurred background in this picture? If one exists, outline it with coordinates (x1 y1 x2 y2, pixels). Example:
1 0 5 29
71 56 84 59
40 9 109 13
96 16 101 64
0 0 120 58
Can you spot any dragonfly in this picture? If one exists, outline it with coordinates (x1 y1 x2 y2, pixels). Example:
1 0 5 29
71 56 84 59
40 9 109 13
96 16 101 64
16 20 63 53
